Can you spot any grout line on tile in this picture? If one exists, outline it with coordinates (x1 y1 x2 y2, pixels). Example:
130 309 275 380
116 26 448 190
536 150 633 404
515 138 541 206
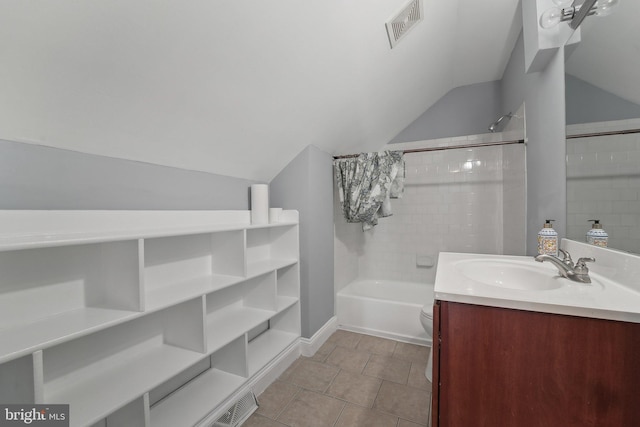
330 400 347 427
427 392 432 427
322 366 342 394
374 380 430 426
360 353 372 375
401 380 434 395
390 340 398 355
272 386 303 424
362 357 373 377
371 374 385 409
275 384 302 422
397 416 428 427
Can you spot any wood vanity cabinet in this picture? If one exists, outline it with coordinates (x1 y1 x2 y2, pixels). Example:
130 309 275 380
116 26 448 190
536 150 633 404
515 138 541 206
432 300 640 427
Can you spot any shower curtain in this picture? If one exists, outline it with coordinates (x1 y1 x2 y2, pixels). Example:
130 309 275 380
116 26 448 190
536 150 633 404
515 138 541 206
334 151 405 230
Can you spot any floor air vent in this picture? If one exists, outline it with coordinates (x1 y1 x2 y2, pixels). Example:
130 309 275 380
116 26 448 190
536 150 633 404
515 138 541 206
385 0 423 49
211 392 258 427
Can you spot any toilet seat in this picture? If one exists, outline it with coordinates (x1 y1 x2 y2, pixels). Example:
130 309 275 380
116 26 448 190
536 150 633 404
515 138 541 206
420 303 434 383
420 303 433 338
420 304 433 319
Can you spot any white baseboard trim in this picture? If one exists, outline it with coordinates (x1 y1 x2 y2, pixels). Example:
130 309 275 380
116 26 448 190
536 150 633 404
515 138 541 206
251 340 302 397
299 316 338 357
195 339 300 427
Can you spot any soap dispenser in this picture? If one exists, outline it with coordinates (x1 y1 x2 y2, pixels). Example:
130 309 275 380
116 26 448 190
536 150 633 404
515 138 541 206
537 219 558 257
586 220 608 247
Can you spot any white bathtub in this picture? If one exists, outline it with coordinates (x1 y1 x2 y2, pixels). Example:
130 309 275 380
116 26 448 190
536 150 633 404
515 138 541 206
336 279 433 346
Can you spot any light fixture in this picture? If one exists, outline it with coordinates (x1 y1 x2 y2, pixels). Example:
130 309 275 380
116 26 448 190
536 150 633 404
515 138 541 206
593 0 619 16
539 0 619 30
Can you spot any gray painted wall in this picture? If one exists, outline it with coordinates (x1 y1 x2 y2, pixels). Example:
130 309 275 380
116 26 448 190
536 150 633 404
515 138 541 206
565 74 640 125
500 31 528 257
270 145 335 339
389 80 504 143
524 45 567 256
0 140 256 210
501 32 526 117
500 30 567 256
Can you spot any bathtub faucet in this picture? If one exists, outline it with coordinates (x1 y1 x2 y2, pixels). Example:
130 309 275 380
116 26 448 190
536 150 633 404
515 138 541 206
534 249 594 284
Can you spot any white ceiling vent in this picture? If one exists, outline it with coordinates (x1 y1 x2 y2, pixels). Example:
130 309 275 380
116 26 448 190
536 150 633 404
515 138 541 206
386 0 423 49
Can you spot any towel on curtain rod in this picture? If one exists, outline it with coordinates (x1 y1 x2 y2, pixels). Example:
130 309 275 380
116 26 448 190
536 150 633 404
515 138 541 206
334 151 405 230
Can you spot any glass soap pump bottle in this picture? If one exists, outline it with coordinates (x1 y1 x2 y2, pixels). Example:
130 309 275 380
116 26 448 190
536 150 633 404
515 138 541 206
537 219 558 257
586 220 608 247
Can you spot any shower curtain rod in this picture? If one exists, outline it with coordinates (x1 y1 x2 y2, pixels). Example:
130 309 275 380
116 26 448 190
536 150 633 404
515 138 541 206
567 128 640 139
332 127 640 159
332 139 525 159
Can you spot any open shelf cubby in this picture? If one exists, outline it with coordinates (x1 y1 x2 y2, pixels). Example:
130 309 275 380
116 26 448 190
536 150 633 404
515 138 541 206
150 336 248 427
206 272 277 354
277 263 300 299
41 298 206 427
245 225 298 278
0 241 141 363
148 357 211 408
89 395 149 427
0 354 37 404
247 303 300 376
0 210 300 426
143 231 245 311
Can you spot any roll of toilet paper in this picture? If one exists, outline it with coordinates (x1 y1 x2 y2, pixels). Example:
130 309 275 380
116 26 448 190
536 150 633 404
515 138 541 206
269 208 283 224
250 184 269 225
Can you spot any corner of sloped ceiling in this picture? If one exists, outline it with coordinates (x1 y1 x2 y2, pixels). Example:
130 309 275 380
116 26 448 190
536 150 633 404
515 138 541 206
383 0 524 146
564 1 640 108
322 0 462 157
565 74 640 125
388 80 506 143
268 143 333 188
0 0 521 183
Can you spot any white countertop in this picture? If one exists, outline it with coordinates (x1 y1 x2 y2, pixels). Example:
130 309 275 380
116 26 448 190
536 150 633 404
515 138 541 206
434 251 640 324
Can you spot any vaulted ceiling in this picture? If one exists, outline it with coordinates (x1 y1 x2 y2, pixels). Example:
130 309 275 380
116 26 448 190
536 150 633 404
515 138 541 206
0 0 521 181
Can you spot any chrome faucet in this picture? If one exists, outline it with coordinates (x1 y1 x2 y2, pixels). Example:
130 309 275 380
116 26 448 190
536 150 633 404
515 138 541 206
535 250 595 284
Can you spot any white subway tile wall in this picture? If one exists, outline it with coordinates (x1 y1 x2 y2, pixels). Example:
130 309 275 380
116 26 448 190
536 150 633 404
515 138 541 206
334 132 526 289
567 119 640 253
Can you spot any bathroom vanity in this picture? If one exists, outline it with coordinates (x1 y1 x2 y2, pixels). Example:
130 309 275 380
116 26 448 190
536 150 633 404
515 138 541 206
432 245 640 427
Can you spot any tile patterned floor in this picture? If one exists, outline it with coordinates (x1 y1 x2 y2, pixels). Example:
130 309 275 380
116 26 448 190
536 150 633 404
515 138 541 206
244 330 432 427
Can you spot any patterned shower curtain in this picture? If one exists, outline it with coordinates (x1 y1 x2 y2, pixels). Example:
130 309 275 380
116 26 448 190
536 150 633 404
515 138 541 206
334 151 405 230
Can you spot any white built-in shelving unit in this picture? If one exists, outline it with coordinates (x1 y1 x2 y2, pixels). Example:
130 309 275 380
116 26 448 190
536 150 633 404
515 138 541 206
0 210 301 427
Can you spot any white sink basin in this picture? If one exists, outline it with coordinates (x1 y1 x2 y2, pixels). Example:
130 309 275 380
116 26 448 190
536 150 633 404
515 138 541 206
454 259 564 290
436 251 638 324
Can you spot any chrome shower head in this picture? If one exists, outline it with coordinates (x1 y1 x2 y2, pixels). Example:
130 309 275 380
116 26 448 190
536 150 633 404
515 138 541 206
488 112 514 133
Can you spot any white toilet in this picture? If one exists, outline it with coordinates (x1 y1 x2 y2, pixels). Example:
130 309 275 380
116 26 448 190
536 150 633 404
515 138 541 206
420 303 434 382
